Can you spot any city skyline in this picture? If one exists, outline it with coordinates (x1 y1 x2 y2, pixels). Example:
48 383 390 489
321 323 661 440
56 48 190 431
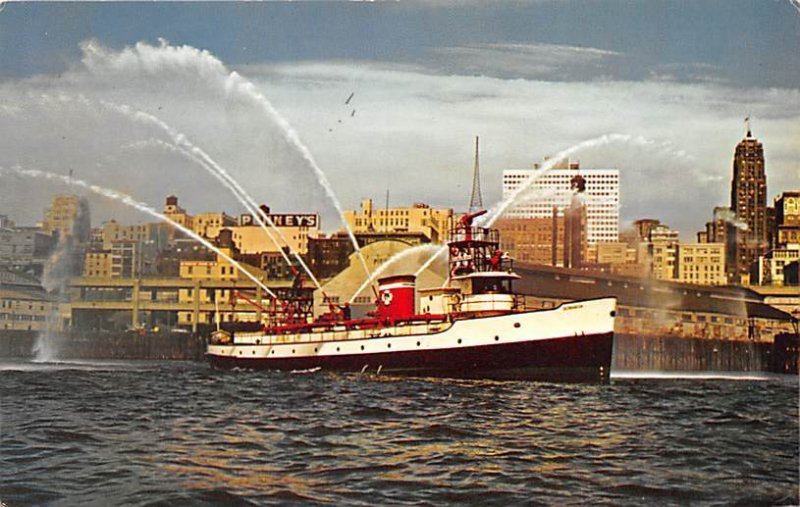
0 1 798 240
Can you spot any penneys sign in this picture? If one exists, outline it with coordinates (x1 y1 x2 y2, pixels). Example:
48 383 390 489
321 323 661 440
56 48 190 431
239 213 319 228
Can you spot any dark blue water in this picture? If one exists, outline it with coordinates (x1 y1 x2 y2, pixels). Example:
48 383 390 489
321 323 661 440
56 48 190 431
1 361 797 506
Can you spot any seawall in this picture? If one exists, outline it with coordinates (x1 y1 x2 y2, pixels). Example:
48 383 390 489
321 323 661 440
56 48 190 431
0 330 206 361
614 333 772 372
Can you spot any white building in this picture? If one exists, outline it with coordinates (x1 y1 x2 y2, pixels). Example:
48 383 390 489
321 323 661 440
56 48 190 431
502 160 620 244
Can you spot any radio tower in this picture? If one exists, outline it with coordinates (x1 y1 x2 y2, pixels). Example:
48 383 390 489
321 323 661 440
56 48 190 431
469 136 483 212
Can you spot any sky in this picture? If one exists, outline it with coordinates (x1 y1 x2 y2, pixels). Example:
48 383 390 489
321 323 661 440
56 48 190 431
0 1 798 239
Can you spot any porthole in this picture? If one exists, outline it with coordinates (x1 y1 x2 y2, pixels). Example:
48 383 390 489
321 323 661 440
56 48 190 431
256 339 260 344
336 347 340 352
252 350 255 355
361 345 365 351
610 311 616 317
238 350 242 355
416 341 421 346
514 323 521 328
495 336 499 341
457 339 462 344
387 343 391 349
271 350 275 355
292 349 295 354
314 348 318 353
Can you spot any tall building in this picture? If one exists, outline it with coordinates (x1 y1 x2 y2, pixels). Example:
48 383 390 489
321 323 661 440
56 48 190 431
502 159 619 244
42 194 91 242
730 127 767 281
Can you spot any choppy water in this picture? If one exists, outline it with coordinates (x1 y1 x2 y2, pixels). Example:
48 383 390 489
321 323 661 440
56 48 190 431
1 360 797 506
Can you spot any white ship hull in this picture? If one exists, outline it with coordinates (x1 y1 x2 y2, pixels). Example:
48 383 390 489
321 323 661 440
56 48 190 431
207 297 617 383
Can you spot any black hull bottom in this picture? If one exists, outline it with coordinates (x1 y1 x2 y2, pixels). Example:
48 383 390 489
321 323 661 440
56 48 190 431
206 332 614 383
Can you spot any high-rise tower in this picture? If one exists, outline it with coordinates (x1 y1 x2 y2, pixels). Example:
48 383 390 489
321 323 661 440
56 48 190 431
469 136 483 213
730 119 767 282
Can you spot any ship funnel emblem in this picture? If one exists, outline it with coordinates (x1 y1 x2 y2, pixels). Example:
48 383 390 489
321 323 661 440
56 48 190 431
380 290 394 306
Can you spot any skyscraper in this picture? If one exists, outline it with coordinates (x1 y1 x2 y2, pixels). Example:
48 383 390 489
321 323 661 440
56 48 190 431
730 124 767 282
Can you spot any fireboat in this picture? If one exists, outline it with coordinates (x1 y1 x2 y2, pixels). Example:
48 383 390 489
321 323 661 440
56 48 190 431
206 210 617 382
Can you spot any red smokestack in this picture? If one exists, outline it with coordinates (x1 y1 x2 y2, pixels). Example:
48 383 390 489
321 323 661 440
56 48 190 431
374 275 416 321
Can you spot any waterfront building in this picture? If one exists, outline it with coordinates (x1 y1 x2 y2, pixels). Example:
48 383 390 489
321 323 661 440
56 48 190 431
42 194 91 242
502 159 619 245
68 272 297 333
730 127 768 282
0 268 58 332
343 199 455 244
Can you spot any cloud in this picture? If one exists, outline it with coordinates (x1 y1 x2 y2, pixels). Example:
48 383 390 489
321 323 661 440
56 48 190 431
648 62 727 84
0 40 797 243
239 60 799 237
429 42 624 80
